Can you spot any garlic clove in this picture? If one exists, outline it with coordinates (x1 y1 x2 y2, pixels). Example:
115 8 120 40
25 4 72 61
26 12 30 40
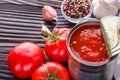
42 5 58 21
41 24 51 34
41 23 51 37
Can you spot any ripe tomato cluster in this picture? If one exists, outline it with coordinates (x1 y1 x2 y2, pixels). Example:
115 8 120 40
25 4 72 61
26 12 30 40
8 28 71 80
8 5 71 80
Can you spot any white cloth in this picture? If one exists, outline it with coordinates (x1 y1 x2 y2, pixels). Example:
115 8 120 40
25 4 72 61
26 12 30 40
105 55 118 80
118 12 120 17
114 53 120 80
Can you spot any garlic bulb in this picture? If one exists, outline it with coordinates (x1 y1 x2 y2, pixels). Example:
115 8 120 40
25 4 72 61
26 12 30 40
93 0 118 19
92 0 120 9
106 0 120 9
92 0 99 6
42 5 58 21
116 0 120 9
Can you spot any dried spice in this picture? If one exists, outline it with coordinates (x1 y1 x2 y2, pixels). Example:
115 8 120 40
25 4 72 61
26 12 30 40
63 0 90 19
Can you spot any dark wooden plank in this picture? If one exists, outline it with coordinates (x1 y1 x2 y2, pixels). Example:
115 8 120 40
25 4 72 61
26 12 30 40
0 2 115 80
0 3 75 80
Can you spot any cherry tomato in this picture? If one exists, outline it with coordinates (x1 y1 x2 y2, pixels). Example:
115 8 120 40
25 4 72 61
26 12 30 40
32 62 70 80
43 28 70 63
8 42 45 79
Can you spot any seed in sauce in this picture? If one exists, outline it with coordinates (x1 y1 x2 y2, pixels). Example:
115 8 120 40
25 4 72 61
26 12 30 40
70 24 108 62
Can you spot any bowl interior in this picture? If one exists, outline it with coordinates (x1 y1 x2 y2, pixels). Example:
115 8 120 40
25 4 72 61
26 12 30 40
61 0 93 23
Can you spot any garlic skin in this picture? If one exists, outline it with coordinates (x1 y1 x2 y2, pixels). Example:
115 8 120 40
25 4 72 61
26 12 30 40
92 0 120 9
41 23 51 37
93 0 118 19
41 23 51 34
92 0 99 6
116 0 120 9
42 5 57 21
106 0 120 9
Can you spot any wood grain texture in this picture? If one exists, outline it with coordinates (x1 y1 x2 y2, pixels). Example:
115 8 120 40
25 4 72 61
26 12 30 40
0 2 74 80
0 1 117 80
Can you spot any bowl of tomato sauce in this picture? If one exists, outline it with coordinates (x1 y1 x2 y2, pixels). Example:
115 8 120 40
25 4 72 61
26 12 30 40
67 18 109 80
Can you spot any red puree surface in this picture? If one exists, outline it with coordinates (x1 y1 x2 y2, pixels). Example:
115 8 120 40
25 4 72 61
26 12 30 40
70 24 108 62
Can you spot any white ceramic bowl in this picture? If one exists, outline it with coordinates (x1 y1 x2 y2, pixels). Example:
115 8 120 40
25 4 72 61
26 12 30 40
61 0 93 23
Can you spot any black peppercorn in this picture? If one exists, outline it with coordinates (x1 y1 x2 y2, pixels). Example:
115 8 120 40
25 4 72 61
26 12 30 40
63 0 90 19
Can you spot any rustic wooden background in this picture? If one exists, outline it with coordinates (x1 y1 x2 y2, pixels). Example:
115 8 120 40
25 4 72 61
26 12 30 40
0 1 117 80
0 1 74 80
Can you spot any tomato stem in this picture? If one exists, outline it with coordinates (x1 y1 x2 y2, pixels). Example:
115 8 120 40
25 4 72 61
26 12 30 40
41 21 66 43
43 64 50 74
43 64 62 80
53 19 59 33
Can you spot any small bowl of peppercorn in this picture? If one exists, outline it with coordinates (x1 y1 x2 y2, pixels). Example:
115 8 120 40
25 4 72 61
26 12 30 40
61 0 93 23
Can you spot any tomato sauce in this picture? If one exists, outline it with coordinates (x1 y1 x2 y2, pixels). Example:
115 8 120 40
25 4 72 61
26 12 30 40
70 24 108 62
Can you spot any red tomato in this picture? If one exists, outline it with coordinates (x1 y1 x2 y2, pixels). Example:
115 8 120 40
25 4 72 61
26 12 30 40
44 28 70 63
8 42 45 79
32 62 70 80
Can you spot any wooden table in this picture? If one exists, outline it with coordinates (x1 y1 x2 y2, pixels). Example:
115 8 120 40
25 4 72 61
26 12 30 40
0 1 116 80
0 2 74 79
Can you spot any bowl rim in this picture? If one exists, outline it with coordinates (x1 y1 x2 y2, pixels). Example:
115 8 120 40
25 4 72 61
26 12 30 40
61 0 93 23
